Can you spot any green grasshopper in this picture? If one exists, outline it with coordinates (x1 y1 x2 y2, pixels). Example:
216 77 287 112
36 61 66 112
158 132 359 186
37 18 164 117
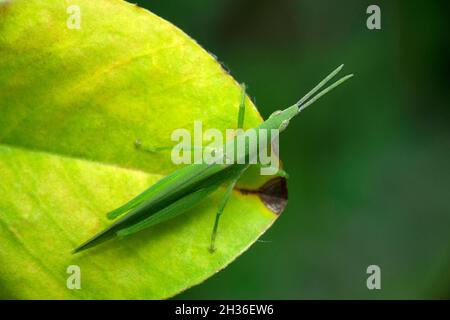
73 65 353 254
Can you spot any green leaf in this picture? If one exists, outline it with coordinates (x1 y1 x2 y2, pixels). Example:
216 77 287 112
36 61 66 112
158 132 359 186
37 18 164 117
0 0 285 299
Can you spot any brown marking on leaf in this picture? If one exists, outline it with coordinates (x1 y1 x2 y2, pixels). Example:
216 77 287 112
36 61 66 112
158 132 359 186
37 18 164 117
237 177 288 215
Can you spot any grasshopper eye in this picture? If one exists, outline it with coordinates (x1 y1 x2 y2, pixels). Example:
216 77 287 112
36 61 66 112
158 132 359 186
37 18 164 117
269 110 282 118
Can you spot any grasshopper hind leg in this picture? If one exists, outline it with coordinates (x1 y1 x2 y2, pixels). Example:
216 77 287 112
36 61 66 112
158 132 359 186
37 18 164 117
209 178 239 253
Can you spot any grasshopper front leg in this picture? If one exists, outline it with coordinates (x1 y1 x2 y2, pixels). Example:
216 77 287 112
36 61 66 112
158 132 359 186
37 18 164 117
209 175 240 253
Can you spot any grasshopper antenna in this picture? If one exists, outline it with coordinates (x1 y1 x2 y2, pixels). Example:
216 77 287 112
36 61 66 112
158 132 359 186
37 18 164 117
293 64 353 113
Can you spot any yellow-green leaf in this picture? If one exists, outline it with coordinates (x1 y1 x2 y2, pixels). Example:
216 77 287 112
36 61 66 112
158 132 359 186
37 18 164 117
0 0 285 299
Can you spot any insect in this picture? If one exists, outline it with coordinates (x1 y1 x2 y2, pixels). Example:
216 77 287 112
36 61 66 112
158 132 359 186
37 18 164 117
73 65 353 254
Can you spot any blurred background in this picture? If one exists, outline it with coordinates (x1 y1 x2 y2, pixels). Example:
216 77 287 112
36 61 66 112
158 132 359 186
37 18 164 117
132 0 449 299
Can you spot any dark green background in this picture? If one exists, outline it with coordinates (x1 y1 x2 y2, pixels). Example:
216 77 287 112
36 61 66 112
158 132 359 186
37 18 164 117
132 0 449 299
